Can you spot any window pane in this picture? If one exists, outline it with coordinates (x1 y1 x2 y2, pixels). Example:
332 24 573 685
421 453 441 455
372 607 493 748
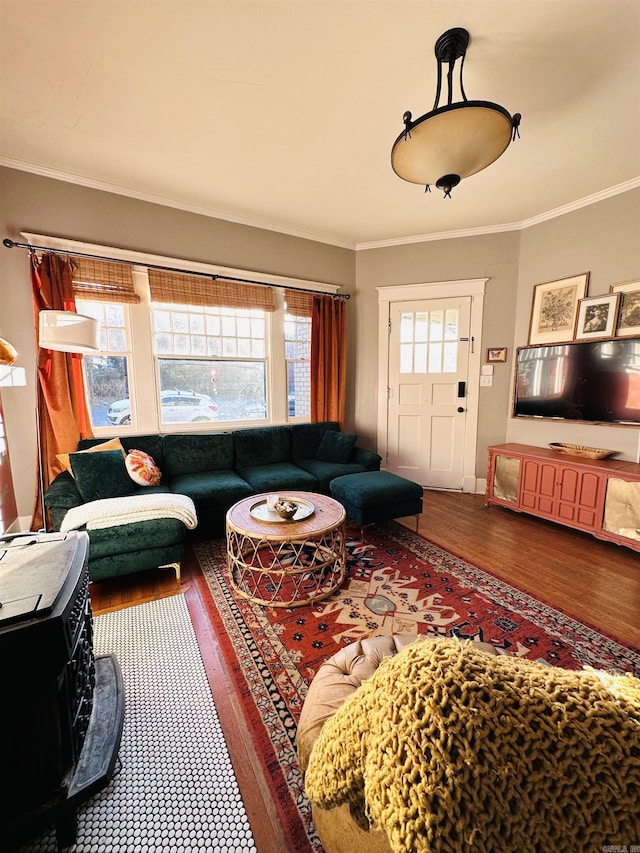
172 312 189 334
414 343 427 373
400 313 413 343
157 358 266 422
287 361 310 418
84 356 131 427
107 328 126 351
155 333 172 354
429 311 444 342
191 335 206 355
443 342 458 373
428 343 443 373
77 298 133 429
400 343 413 373
414 313 428 342
284 313 311 419
154 310 171 332
105 304 125 327
444 309 459 340
190 314 205 335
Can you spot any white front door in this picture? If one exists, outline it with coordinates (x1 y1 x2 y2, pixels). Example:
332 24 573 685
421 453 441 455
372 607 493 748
387 297 471 489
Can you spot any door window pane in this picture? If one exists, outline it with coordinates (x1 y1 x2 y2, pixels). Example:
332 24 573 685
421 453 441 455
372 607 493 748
399 308 461 375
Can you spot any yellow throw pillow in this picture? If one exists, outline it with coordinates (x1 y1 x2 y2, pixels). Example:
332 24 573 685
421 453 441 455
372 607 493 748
57 437 125 476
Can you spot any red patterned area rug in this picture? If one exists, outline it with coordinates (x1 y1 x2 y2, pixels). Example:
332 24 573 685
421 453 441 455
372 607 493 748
192 522 640 853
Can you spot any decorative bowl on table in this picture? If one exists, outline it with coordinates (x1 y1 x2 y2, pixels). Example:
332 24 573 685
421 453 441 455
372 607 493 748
274 499 298 520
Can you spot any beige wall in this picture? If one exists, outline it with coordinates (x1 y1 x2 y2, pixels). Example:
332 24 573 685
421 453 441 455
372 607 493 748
0 167 354 517
509 189 640 460
355 189 640 476
354 231 521 471
1 165 638 517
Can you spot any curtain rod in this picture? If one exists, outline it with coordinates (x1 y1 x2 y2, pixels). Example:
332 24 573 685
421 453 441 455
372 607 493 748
2 238 350 300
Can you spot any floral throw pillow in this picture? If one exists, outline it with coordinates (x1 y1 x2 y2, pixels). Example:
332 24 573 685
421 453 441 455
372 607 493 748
125 449 162 487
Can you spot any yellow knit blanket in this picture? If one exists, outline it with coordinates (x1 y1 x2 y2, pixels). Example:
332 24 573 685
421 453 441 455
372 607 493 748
304 638 640 853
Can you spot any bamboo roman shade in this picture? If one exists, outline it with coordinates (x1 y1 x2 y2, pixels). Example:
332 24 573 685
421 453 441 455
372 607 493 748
284 288 314 317
148 269 276 312
71 258 140 303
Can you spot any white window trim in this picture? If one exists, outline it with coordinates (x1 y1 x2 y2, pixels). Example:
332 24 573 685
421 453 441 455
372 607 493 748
26 234 336 434
20 233 341 295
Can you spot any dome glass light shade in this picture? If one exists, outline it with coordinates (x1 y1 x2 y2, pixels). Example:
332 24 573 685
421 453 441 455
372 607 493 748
391 28 520 196
391 102 514 186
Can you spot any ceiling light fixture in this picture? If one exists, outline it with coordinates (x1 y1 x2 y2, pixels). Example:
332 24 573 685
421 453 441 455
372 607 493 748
391 27 521 198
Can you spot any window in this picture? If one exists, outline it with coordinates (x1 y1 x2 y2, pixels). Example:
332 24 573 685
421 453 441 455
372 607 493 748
77 300 133 428
77 274 316 433
285 312 311 418
152 302 268 422
399 308 459 374
27 238 340 435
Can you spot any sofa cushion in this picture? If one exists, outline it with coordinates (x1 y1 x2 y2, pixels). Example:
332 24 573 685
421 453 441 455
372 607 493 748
236 462 318 493
291 421 340 460
69 449 136 502
233 426 292 468
295 459 367 493
78 435 165 470
57 436 125 475
163 433 234 476
86 516 186 558
316 430 358 464
169 470 253 505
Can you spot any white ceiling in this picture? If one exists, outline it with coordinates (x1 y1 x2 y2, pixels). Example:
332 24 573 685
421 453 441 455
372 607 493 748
1 0 639 248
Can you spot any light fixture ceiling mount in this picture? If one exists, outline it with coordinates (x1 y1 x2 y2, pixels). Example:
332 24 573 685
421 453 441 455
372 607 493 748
391 27 521 198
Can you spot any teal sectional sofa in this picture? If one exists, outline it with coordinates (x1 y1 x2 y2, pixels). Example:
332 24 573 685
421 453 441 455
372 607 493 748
45 422 381 582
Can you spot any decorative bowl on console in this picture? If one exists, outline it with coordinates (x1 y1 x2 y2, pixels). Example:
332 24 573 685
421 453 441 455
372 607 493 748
548 442 616 460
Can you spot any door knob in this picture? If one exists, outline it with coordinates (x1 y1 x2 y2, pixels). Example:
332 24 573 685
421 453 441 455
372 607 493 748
457 406 465 413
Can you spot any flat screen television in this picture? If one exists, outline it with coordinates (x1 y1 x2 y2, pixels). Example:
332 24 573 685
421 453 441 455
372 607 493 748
513 338 640 425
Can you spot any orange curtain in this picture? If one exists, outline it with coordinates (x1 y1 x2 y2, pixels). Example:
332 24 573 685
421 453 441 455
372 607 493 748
31 253 94 530
310 295 346 425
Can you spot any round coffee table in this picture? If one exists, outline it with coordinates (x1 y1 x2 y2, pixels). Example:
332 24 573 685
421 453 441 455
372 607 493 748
226 491 347 608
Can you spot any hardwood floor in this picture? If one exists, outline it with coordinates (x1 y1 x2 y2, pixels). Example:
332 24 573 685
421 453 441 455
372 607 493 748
90 489 640 646
87 490 640 852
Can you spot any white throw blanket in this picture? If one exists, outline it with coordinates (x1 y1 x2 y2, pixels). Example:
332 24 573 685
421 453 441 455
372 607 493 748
60 493 198 532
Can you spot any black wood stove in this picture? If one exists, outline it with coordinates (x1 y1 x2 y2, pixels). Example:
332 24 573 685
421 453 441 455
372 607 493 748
0 531 124 850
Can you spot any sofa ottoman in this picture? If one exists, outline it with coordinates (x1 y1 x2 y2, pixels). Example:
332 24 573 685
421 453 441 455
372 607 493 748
329 470 423 529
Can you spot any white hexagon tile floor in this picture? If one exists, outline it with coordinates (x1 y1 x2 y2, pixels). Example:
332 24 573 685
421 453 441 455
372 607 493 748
20 594 257 853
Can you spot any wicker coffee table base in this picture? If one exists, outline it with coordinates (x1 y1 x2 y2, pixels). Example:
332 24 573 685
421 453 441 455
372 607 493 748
227 525 346 608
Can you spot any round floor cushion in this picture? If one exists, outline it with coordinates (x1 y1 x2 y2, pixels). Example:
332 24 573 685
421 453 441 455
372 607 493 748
297 634 498 853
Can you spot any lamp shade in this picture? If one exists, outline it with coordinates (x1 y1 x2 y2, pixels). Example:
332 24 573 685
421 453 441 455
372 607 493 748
39 310 100 354
391 102 515 186
0 337 18 366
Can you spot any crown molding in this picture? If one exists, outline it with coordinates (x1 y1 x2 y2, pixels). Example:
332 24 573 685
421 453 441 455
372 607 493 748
0 157 354 250
3 157 638 253
356 178 640 250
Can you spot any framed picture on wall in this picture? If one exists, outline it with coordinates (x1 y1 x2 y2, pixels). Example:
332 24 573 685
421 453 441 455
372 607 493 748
486 347 507 363
528 272 589 345
574 293 619 340
610 279 640 337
